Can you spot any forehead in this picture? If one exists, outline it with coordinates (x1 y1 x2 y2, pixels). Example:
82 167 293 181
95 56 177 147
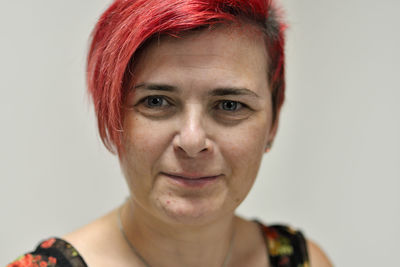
132 23 269 92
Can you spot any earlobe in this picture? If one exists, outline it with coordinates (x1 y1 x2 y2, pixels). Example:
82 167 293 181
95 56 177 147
265 142 272 153
265 113 280 153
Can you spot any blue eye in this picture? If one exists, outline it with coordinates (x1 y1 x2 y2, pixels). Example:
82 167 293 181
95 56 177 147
219 100 241 111
146 96 167 107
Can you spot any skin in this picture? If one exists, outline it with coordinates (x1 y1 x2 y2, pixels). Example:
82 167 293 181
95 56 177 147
63 23 333 267
119 23 275 228
119 23 274 266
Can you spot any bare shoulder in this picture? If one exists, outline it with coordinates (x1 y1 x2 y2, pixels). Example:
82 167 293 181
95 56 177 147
62 209 128 267
307 239 334 267
63 210 115 249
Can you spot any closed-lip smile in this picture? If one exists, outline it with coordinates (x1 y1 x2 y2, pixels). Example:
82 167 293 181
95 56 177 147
161 172 222 188
162 172 221 180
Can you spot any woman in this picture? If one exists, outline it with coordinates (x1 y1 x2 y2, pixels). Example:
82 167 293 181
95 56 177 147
8 0 332 266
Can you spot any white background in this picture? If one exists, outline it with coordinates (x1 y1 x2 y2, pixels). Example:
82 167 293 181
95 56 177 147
1 1 399 266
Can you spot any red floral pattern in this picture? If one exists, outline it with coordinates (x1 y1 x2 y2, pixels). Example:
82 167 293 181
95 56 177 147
48 257 57 265
7 238 86 267
8 224 308 267
258 223 310 267
7 253 57 267
40 238 56 249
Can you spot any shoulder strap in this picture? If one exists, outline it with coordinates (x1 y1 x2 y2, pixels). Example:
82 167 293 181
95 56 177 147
257 222 310 267
34 238 88 267
7 238 88 267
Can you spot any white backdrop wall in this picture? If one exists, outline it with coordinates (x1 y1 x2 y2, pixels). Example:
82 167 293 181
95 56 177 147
1 1 399 266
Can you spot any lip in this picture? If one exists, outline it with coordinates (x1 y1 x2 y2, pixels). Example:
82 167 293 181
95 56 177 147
161 172 222 188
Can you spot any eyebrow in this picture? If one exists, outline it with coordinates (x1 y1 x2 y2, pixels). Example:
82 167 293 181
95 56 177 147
209 88 259 98
134 83 177 92
134 83 259 98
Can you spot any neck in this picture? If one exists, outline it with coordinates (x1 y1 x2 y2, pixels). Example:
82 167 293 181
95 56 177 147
119 198 236 267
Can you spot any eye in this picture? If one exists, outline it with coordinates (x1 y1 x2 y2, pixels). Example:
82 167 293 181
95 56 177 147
218 100 242 111
145 96 169 107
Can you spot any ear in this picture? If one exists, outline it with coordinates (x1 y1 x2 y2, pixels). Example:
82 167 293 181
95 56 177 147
264 114 280 153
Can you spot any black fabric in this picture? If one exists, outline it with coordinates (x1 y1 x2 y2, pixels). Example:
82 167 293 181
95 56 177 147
256 222 310 267
7 223 309 267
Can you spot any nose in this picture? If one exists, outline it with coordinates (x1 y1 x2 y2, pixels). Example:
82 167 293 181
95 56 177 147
173 107 211 158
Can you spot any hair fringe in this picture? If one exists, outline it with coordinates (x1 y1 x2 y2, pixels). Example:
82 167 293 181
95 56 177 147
87 0 287 154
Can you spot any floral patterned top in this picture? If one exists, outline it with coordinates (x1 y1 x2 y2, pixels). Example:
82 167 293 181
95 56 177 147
7 223 309 267
257 223 310 267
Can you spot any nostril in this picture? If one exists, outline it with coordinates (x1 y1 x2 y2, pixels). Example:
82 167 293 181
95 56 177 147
173 135 211 158
172 113 211 157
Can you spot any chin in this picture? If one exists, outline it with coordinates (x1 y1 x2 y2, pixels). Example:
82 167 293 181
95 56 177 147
154 193 231 225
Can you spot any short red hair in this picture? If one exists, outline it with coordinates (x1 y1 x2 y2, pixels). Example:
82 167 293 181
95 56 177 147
87 0 286 153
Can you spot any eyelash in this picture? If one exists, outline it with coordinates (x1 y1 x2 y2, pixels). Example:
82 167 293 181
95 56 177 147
139 95 248 113
216 100 243 112
143 95 170 108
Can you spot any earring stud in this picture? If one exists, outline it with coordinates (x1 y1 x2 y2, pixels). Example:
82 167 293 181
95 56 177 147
265 143 272 153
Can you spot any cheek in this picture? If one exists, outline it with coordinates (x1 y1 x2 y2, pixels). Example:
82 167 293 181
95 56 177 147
120 116 173 199
221 120 269 160
123 115 169 158
221 123 269 201
120 115 171 184
218 119 269 188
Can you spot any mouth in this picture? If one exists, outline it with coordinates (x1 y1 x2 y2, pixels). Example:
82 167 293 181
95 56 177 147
161 172 222 188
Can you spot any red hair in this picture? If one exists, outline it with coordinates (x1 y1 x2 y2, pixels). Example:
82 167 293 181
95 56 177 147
87 0 287 153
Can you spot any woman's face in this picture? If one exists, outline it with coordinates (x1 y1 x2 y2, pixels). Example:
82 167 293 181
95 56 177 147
120 24 277 225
